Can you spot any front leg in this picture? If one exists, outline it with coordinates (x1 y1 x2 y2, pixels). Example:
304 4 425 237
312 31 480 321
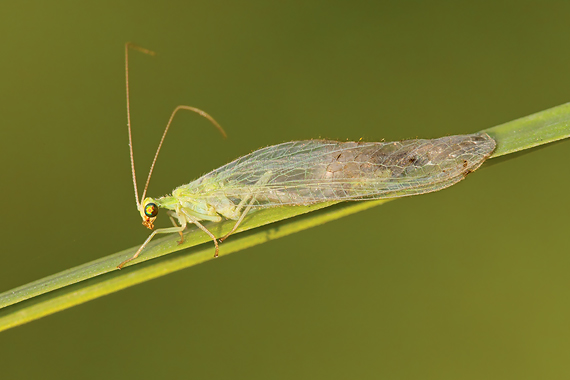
168 211 185 245
118 224 187 269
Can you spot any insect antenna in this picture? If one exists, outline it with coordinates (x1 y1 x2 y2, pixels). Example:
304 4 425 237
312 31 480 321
140 105 226 202
124 42 227 208
126 42 155 209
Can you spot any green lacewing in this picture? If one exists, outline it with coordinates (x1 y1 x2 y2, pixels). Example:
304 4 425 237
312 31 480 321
119 43 496 269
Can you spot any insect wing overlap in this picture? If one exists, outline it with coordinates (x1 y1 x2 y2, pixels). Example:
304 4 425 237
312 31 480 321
181 132 496 208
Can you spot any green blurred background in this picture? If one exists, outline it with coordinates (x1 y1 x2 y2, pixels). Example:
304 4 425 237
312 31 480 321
1 1 569 379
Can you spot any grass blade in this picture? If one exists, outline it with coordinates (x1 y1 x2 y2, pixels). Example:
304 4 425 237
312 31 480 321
1 101 569 331
0 200 385 332
483 102 570 157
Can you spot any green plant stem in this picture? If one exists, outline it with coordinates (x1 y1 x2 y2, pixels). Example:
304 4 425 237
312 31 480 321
0 101 569 332
0 200 386 332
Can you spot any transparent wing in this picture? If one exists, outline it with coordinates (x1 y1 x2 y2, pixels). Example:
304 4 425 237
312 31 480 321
180 133 495 207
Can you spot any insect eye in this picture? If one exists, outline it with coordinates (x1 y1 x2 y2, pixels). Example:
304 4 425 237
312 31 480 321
144 203 159 218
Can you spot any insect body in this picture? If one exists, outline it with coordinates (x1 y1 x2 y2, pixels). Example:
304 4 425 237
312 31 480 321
118 44 496 269
123 133 495 268
179 133 496 208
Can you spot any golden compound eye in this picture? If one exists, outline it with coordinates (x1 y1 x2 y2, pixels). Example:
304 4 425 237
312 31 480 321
144 203 158 218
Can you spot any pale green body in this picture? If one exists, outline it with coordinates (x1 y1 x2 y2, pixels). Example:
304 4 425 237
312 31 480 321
147 177 240 226
141 133 496 236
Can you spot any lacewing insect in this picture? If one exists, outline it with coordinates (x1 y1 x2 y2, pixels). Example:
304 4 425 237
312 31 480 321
118 43 496 269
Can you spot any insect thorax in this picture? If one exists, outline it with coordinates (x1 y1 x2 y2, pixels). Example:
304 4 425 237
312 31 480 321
148 180 235 223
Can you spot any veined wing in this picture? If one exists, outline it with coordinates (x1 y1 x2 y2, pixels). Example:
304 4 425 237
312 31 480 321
182 133 496 207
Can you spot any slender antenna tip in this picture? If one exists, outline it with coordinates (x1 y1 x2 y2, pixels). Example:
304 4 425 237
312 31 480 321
126 42 157 57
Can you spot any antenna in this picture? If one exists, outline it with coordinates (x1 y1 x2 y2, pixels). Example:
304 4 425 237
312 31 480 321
124 42 227 208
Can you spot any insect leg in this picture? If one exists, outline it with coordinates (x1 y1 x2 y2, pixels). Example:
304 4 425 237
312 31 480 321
220 170 274 242
190 220 220 258
168 211 185 245
219 198 256 242
118 225 187 269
